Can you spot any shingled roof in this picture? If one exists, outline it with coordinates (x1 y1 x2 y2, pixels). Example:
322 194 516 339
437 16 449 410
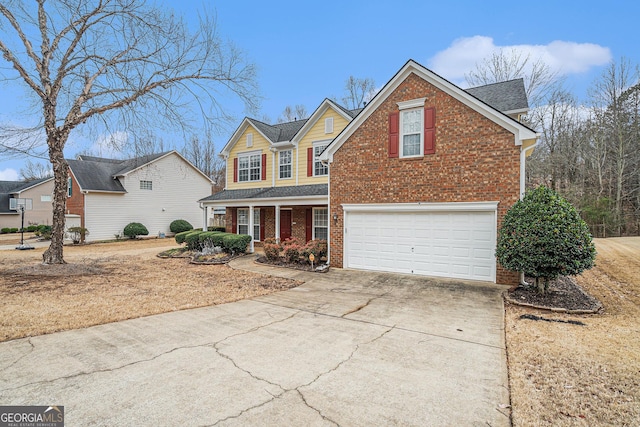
0 177 53 214
200 184 327 203
68 151 172 193
465 78 529 114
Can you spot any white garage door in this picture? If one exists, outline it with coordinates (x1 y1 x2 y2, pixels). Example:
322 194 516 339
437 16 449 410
344 206 497 282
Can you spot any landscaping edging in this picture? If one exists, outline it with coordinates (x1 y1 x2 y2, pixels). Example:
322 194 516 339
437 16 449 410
255 256 330 273
503 292 602 314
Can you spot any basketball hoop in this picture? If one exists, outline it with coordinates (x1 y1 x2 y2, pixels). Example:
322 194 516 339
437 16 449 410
12 198 35 250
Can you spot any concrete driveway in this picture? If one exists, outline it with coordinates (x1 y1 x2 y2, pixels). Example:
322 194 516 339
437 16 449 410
0 256 510 426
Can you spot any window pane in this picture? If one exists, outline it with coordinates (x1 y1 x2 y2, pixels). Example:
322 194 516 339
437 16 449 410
402 110 422 133
238 225 249 235
403 134 421 156
253 209 260 241
279 150 292 179
314 145 328 176
313 208 328 240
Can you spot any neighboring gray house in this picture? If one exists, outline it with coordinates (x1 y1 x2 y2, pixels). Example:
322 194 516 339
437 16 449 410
0 177 54 229
67 151 213 241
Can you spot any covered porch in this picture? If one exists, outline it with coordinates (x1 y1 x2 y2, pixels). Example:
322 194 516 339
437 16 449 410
199 184 329 253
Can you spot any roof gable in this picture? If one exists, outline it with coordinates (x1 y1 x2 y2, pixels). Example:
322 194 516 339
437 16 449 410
68 150 212 192
291 99 355 144
321 60 537 162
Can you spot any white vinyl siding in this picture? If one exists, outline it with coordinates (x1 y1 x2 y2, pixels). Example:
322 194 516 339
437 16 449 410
81 153 212 242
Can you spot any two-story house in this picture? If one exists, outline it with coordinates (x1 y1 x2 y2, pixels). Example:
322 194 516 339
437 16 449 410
199 99 359 252
201 60 538 284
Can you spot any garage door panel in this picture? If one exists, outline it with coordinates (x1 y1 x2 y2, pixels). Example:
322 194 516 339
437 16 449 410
345 210 496 282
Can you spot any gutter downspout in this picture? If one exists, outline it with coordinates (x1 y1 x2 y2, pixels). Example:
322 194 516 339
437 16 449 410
519 141 538 285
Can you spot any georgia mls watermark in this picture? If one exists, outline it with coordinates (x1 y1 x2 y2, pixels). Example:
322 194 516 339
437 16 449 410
0 406 64 427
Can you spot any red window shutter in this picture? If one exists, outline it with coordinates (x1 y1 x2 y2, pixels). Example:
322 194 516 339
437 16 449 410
231 209 237 234
307 147 313 176
424 107 435 155
388 112 399 158
260 210 265 241
261 153 267 180
305 208 313 242
233 158 238 182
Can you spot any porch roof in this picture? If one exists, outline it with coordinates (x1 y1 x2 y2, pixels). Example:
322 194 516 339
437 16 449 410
199 184 328 205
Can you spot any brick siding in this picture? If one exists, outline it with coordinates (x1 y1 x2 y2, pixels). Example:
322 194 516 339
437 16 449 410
329 73 521 285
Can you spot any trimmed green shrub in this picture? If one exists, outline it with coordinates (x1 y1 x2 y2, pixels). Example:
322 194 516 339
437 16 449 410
9 228 18 233
26 225 38 232
198 231 220 248
207 226 226 232
0 228 9 234
170 219 193 234
496 186 596 293
221 233 252 254
175 230 192 245
184 230 205 251
123 222 149 239
36 225 52 240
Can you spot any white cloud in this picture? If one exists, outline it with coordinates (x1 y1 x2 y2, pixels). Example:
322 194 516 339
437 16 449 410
428 36 612 87
0 168 19 180
88 131 129 158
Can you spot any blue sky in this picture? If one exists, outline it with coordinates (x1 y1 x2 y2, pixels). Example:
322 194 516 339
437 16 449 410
1 0 638 179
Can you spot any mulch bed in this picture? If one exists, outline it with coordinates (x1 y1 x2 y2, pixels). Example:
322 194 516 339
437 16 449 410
505 276 602 313
157 248 243 264
255 256 328 272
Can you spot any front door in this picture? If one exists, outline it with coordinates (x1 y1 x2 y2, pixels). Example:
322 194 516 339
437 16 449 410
280 210 292 241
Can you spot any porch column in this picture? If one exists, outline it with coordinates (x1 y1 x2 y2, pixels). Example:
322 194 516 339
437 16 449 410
248 205 255 253
201 205 208 231
275 205 281 243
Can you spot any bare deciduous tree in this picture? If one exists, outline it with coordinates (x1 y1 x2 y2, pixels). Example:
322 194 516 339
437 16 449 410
341 75 376 109
182 133 225 192
465 48 558 108
0 0 258 264
19 159 52 180
277 104 307 123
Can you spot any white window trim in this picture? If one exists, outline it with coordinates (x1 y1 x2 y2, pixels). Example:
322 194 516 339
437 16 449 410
237 208 249 235
397 97 426 110
238 150 262 182
324 117 334 134
312 207 328 240
312 140 331 177
279 149 293 180
41 195 52 202
399 107 424 158
67 177 72 197
140 180 153 190
246 133 253 147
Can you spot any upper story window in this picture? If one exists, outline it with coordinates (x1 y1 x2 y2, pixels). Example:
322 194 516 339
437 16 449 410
279 150 292 179
324 117 334 134
140 180 153 190
41 195 52 202
313 142 328 176
400 108 423 157
389 97 435 159
238 152 262 182
67 177 72 197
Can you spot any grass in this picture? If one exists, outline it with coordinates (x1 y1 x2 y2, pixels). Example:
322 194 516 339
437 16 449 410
506 237 640 426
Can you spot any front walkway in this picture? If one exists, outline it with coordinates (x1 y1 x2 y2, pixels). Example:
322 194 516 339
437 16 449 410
0 254 511 426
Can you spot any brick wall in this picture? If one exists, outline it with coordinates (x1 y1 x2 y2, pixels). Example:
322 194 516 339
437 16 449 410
66 169 85 228
329 73 521 285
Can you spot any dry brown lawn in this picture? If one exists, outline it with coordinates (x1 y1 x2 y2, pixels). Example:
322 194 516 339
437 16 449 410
0 238 299 342
506 237 640 426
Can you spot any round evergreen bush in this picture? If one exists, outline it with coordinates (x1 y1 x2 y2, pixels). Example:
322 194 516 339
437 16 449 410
123 222 149 239
496 186 596 293
170 219 193 233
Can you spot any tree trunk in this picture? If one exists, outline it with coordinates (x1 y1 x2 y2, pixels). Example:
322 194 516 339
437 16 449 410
42 140 68 264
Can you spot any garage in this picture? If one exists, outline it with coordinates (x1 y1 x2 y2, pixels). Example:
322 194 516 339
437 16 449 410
343 203 498 282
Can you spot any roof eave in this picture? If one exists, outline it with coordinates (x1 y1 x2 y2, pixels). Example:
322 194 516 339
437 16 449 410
200 194 327 206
